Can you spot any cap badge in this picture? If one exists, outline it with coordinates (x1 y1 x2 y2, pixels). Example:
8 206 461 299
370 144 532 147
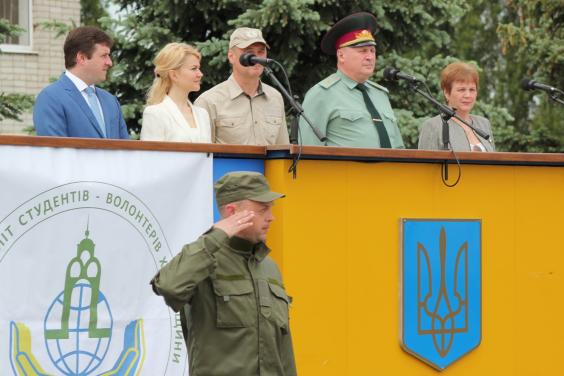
355 29 373 40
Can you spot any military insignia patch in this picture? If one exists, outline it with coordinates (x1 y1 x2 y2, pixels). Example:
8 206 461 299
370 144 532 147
400 219 481 370
354 29 373 40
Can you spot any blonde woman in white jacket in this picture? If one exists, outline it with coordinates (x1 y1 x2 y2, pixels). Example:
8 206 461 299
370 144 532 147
141 43 211 143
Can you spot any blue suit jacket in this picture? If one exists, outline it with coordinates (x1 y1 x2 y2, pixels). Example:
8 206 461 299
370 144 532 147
33 74 129 139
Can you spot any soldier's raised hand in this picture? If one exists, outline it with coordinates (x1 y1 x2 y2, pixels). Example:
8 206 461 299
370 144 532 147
213 210 255 238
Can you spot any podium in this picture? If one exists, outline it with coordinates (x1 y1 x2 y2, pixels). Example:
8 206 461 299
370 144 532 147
0 135 563 374
264 145 564 374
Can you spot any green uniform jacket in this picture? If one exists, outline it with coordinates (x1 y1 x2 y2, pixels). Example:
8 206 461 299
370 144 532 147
299 70 405 148
151 228 297 376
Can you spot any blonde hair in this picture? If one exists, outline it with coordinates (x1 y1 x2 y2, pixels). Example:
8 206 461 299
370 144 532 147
440 61 479 94
146 43 201 105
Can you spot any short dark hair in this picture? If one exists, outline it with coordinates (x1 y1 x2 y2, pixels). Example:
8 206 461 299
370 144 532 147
64 26 113 69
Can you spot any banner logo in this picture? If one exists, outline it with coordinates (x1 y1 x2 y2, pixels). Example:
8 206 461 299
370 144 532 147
1 182 187 375
400 219 481 371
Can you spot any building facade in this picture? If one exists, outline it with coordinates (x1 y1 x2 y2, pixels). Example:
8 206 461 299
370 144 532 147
0 0 80 134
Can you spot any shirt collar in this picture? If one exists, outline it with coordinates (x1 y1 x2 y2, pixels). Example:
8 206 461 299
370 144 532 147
227 74 265 100
65 70 94 93
336 69 365 90
227 236 270 262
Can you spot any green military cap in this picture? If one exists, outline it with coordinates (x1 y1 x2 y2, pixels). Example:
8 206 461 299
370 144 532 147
321 12 378 55
214 171 284 207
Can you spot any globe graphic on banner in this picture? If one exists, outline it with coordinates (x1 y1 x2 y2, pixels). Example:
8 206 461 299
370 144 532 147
44 283 113 375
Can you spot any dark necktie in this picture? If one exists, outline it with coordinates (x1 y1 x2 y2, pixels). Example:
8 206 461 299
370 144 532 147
355 83 391 148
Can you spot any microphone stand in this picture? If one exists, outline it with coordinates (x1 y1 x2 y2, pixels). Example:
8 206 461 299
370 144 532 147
440 112 450 151
549 90 564 106
262 66 327 144
288 95 301 144
439 112 450 180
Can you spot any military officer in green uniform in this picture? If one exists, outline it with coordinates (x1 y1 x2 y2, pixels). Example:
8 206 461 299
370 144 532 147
151 171 296 376
299 12 405 148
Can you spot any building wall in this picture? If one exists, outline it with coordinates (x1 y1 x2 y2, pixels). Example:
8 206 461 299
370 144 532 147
0 0 80 134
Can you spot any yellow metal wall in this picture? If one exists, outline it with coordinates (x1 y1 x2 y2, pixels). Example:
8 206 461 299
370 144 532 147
265 159 564 375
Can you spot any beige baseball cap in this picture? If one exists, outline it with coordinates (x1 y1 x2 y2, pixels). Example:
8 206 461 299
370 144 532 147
229 27 270 49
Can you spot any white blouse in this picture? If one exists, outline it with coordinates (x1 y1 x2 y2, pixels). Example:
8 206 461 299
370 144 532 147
141 95 212 143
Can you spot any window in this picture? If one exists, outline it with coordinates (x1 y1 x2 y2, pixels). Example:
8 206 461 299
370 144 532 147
1 0 32 52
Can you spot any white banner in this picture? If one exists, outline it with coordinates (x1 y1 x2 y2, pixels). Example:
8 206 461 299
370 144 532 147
0 145 213 376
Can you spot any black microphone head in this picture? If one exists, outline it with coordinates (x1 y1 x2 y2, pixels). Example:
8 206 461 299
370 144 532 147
383 67 400 81
521 78 535 91
239 53 256 67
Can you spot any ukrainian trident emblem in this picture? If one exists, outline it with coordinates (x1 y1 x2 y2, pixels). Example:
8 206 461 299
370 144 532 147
400 219 481 370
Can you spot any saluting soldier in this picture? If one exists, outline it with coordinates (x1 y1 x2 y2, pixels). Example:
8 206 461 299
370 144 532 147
300 12 405 148
151 171 296 376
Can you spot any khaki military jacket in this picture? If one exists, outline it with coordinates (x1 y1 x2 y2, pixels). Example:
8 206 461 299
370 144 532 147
151 228 296 376
194 75 290 145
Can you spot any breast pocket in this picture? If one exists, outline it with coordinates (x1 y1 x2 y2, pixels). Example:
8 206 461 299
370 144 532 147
380 108 397 124
216 117 240 128
212 279 256 328
336 110 366 123
379 108 403 147
263 115 283 143
215 116 247 144
259 280 291 333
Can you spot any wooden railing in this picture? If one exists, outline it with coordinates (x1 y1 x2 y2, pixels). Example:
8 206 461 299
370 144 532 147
0 135 562 166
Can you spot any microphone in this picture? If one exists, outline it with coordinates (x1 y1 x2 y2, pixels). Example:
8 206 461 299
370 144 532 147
239 53 275 67
521 78 560 94
383 67 423 83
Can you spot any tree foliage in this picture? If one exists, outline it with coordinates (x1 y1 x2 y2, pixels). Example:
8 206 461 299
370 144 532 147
496 0 564 152
0 17 23 41
103 0 562 151
449 0 563 152
82 0 109 27
0 19 34 122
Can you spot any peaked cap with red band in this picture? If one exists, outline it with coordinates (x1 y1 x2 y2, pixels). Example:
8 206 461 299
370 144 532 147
320 12 377 55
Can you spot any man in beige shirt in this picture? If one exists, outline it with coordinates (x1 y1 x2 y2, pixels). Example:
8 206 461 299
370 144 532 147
195 27 289 145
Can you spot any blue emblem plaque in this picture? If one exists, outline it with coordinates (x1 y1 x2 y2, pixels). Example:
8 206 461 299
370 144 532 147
400 219 481 370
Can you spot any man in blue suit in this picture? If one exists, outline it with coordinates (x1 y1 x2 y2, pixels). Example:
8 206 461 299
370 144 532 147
33 26 129 139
